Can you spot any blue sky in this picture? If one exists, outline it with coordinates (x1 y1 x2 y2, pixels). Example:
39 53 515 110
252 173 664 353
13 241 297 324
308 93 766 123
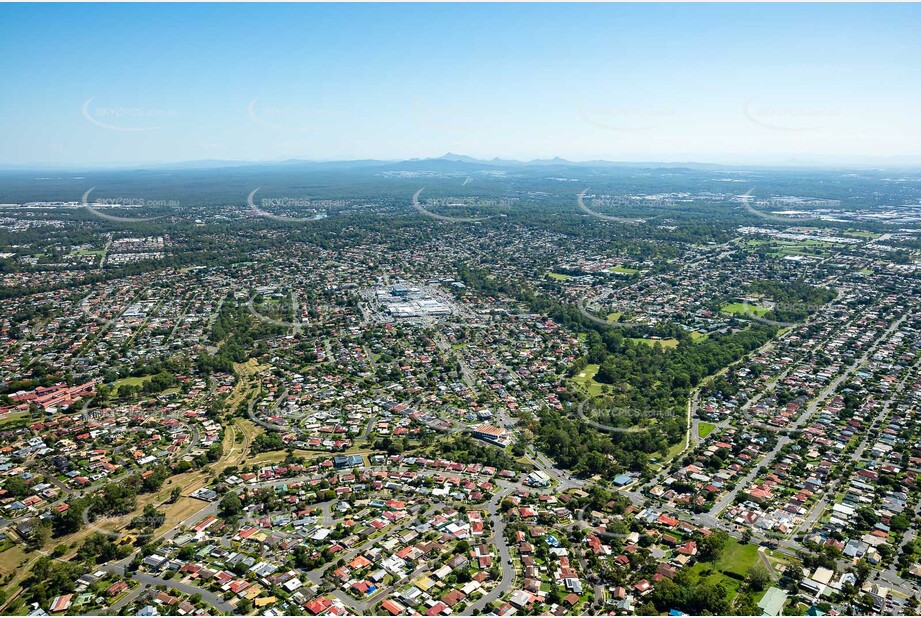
1 3 919 167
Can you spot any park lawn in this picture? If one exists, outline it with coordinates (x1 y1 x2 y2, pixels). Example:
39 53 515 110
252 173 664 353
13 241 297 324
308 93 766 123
664 439 686 462
112 374 155 393
0 543 28 586
631 337 679 349
570 364 604 397
0 410 29 430
843 230 881 239
721 302 771 317
690 331 708 342
608 265 639 275
698 422 717 439
547 272 573 280
607 312 623 322
769 240 842 257
717 538 760 577
687 538 759 601
687 562 744 600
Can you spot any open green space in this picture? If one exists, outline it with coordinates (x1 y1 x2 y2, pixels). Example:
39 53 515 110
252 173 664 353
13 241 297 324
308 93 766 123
606 312 622 322
739 238 844 258
842 229 881 239
686 538 760 602
721 302 771 317
0 410 29 430
608 265 639 275
547 272 573 280
111 375 155 393
698 422 716 438
570 363 604 397
631 337 679 349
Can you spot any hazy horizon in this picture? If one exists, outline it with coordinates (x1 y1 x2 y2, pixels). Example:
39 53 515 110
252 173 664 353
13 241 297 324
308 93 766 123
2 3 920 168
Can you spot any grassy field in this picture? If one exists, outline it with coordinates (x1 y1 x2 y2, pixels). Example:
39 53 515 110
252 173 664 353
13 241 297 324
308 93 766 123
226 359 270 411
667 436 687 459
717 539 760 576
687 538 759 601
0 410 29 430
0 544 29 591
721 302 771 317
698 422 717 438
771 240 842 257
739 238 842 258
608 265 639 275
842 230 881 239
112 375 155 393
631 337 679 349
690 331 709 342
570 364 604 397
547 272 573 280
250 449 371 467
606 312 623 322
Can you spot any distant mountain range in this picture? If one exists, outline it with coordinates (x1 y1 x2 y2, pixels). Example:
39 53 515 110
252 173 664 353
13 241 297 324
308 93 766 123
3 152 921 173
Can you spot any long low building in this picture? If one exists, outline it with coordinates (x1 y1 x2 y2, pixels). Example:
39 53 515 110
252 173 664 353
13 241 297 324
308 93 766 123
471 424 512 447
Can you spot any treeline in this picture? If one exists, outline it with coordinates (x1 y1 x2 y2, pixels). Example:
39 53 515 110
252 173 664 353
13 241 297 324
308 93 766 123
529 407 680 476
93 371 178 403
251 432 286 453
197 299 284 373
749 280 836 322
590 326 777 414
53 466 171 537
430 434 525 471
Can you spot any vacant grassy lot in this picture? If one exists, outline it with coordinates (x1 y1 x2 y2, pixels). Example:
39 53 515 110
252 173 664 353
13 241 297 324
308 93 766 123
721 302 771 317
0 410 29 430
686 538 759 601
570 364 604 397
631 337 679 349
546 272 573 280
698 422 717 438
112 374 155 393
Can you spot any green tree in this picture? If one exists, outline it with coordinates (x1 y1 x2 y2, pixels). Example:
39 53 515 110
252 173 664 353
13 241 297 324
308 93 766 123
219 492 243 517
747 563 772 592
